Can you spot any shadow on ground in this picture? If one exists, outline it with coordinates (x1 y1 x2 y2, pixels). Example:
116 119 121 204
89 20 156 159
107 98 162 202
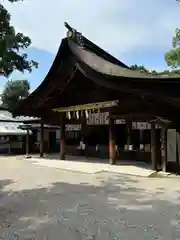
0 174 179 239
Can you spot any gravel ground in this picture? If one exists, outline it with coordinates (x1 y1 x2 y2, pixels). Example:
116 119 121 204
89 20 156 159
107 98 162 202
0 156 180 239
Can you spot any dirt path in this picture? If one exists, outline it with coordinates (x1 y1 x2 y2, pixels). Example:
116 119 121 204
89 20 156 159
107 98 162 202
0 156 180 239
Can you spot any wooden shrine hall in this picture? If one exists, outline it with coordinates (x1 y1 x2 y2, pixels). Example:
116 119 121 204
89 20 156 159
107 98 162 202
13 22 180 172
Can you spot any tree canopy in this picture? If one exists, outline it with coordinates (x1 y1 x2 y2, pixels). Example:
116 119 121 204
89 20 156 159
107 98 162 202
165 28 180 68
0 0 38 77
130 64 180 76
130 64 149 74
1 79 30 110
165 0 180 67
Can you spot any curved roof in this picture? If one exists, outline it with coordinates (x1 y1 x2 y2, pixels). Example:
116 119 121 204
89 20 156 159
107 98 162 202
13 23 180 124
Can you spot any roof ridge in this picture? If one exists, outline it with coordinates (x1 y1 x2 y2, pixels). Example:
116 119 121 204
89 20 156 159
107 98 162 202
64 22 129 69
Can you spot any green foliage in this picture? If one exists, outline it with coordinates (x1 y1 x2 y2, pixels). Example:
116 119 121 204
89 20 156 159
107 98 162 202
165 28 180 68
130 64 149 73
130 65 154 75
130 64 180 76
1 79 30 110
151 70 158 76
0 0 38 77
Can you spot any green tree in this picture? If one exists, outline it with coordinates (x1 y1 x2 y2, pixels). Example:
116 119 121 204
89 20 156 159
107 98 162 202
130 64 150 74
151 70 158 75
0 0 38 77
1 79 30 110
165 28 180 68
130 64 180 76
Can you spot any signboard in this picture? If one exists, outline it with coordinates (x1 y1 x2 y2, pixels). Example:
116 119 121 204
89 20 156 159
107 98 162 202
132 122 151 130
86 112 125 125
167 129 177 163
65 112 161 130
115 119 126 124
86 112 109 125
65 124 81 131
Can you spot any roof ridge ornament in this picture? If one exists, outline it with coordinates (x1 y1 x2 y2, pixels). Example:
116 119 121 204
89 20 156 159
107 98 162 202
64 22 84 47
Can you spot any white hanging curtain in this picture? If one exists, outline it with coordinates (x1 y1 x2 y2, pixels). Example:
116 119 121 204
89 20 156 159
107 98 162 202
85 110 89 119
67 112 71 119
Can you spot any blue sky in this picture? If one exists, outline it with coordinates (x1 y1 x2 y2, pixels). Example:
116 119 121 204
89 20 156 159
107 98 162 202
1 0 180 92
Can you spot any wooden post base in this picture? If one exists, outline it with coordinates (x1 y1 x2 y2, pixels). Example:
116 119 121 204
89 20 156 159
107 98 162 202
109 157 116 165
60 152 65 160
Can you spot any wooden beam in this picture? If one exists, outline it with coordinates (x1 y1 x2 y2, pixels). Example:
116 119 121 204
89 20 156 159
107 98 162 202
53 100 119 113
112 113 155 121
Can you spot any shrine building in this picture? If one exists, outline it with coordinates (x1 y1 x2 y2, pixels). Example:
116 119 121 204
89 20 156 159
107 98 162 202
12 22 180 173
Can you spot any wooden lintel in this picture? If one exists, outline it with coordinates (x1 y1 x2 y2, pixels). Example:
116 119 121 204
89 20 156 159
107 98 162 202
53 100 119 113
111 114 154 121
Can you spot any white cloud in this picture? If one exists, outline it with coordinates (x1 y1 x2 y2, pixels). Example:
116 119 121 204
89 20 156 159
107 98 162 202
3 0 180 58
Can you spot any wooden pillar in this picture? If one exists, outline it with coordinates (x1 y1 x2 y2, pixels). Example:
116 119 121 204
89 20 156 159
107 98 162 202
126 120 132 148
109 116 116 165
40 120 44 158
151 123 157 171
81 112 88 156
60 116 65 160
26 129 30 156
161 127 167 172
8 137 11 154
140 129 144 150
